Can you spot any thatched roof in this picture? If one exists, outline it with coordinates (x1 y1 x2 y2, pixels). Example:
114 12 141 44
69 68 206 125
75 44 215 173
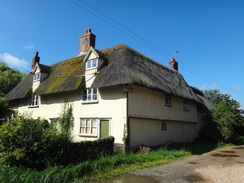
6 44 203 104
34 57 85 95
93 44 201 103
191 87 214 111
39 64 51 73
5 74 32 100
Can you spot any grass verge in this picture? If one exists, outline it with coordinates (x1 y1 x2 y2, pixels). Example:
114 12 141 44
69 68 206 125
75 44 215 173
0 142 234 183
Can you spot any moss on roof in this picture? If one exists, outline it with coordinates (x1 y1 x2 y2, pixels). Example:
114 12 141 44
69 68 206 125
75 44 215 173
34 56 85 95
6 44 203 104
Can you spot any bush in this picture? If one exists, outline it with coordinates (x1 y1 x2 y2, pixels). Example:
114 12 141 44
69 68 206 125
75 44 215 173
0 111 114 169
0 117 52 169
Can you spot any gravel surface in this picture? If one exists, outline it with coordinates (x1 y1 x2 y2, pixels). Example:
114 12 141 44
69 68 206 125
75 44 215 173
135 145 244 183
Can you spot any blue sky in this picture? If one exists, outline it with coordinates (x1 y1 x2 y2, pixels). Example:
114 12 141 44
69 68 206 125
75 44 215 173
0 0 244 108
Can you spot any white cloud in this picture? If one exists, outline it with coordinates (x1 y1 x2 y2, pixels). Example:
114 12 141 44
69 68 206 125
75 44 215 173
0 52 28 68
23 43 36 50
200 83 219 90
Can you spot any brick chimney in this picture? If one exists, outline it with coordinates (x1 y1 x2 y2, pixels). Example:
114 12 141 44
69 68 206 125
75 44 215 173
169 57 178 71
31 51 40 70
78 28 96 56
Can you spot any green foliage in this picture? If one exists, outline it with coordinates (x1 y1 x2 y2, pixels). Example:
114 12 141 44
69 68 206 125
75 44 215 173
0 117 50 168
0 93 10 120
203 90 244 142
0 104 114 170
0 107 73 169
0 147 189 183
57 103 74 139
0 61 26 120
0 61 26 95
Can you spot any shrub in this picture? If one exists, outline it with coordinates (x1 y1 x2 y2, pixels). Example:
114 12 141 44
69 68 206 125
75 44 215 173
0 117 51 168
0 103 114 169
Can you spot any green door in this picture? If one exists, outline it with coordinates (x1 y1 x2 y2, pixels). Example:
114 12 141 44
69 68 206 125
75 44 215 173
100 120 109 139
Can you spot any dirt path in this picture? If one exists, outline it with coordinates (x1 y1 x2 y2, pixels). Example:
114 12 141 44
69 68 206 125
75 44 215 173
135 145 244 183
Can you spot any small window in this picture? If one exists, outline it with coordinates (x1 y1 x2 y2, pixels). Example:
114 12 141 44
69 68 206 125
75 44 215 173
82 88 98 103
165 95 172 106
29 95 39 107
161 122 167 131
80 119 97 136
183 100 189 111
86 59 98 70
33 73 41 81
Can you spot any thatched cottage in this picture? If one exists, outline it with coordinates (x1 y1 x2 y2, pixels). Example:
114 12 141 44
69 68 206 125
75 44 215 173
6 29 210 148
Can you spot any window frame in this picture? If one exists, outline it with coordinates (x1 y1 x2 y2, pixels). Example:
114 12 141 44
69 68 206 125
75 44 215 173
28 95 39 107
183 100 189 111
79 118 98 137
82 88 98 103
165 95 172 106
33 73 41 81
161 122 167 131
86 58 98 70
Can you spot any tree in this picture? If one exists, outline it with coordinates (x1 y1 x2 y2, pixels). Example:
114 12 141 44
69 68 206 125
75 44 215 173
0 61 26 120
0 61 26 95
203 90 244 142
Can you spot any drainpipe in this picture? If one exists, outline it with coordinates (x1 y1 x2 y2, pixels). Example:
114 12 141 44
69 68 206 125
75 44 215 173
125 91 130 152
123 85 132 152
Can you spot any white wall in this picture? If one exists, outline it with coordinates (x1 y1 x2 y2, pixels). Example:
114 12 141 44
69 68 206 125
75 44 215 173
130 118 196 147
15 85 127 145
128 85 199 147
128 85 198 122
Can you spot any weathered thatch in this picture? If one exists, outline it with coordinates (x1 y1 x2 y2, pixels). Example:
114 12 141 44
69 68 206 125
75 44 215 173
39 64 51 73
6 44 203 104
34 56 85 95
5 74 32 100
93 44 202 103
191 87 214 111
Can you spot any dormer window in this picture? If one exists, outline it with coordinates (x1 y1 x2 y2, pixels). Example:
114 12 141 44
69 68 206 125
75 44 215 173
86 59 98 70
33 73 41 81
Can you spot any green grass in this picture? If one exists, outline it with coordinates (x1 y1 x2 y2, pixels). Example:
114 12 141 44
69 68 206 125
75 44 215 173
0 142 234 183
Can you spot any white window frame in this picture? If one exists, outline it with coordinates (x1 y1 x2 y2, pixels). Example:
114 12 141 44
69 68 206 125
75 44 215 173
82 88 98 103
28 95 39 107
33 73 41 81
79 118 98 137
165 95 172 106
161 122 167 131
86 58 98 70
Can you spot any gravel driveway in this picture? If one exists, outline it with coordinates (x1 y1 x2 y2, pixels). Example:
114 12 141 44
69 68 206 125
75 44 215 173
135 145 244 183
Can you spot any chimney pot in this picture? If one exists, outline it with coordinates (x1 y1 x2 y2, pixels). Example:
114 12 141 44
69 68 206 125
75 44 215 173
169 57 178 71
85 28 91 34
